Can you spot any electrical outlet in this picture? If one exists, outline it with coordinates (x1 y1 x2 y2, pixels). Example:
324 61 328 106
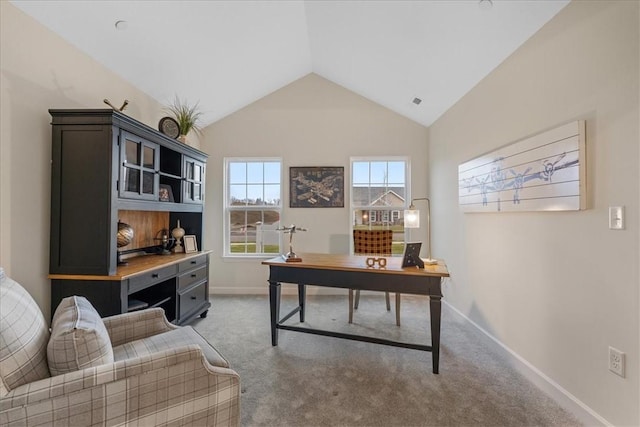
609 347 625 377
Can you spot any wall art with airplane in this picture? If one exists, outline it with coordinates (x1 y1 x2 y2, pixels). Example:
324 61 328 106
458 121 586 212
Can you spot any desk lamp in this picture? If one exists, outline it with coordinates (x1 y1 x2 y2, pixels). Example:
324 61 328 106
404 197 438 265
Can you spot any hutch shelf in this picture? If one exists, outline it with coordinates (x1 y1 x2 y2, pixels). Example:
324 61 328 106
48 109 210 324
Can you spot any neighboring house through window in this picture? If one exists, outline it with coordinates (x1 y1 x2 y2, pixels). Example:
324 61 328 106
351 157 409 254
224 158 282 256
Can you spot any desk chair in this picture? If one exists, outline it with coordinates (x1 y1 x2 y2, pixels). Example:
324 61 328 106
349 229 401 326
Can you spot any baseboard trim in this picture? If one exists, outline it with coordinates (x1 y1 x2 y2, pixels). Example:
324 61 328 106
444 301 611 427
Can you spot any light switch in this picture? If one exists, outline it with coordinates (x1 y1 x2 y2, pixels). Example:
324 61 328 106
609 206 624 230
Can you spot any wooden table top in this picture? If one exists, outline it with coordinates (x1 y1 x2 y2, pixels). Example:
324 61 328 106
262 253 450 278
48 250 211 281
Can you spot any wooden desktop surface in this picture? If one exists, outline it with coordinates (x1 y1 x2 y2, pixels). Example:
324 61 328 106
262 252 450 278
49 250 212 281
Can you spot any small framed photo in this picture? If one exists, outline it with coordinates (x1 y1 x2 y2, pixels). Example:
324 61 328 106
183 235 198 253
402 242 424 268
159 184 174 202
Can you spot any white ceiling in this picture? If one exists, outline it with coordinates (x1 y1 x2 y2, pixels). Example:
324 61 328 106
11 0 569 127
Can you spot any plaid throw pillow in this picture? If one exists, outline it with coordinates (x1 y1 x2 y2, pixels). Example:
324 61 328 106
0 268 51 394
47 296 114 376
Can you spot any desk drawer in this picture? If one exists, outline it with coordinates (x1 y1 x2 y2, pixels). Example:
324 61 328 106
128 264 177 294
178 266 207 291
178 255 207 273
179 281 207 319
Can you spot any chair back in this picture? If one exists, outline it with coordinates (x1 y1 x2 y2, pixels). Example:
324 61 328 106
0 268 51 396
353 229 393 256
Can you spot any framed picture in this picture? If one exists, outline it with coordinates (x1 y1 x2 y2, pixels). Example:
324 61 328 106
402 242 424 268
183 235 198 253
289 166 344 208
458 120 586 212
159 184 174 202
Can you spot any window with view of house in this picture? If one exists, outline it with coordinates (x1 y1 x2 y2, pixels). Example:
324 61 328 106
351 158 409 255
224 158 282 256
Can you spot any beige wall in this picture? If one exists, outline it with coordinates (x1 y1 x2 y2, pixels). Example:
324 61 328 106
202 73 428 293
428 1 639 425
2 0 638 424
0 2 165 319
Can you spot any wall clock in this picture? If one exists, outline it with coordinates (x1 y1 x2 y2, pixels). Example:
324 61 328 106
158 117 180 139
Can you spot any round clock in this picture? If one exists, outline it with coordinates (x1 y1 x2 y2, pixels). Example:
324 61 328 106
158 116 181 139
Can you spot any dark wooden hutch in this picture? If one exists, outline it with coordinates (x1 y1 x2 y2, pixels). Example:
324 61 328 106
48 109 210 325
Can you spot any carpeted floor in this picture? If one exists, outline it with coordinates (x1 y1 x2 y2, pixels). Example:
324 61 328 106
192 294 582 427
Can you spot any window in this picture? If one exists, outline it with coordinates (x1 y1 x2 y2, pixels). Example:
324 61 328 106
351 158 409 255
225 158 282 256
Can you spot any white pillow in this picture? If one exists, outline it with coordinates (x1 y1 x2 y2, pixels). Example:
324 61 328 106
47 296 114 376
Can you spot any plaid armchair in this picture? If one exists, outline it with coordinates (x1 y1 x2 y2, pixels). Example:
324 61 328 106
0 268 240 426
350 229 401 326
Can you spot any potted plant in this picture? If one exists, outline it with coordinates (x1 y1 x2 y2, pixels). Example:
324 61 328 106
166 96 202 143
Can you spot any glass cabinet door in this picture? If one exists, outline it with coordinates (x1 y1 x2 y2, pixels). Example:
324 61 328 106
183 157 205 204
119 131 159 200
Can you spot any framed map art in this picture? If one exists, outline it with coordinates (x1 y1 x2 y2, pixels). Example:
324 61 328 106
289 166 344 208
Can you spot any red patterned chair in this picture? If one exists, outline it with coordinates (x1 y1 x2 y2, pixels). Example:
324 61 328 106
349 229 401 326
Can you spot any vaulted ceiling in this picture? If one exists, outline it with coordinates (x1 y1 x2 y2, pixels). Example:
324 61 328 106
12 0 569 127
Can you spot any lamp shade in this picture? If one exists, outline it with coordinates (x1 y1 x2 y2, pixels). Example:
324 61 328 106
404 208 420 228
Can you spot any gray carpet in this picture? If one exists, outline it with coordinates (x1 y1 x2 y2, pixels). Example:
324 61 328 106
192 294 581 427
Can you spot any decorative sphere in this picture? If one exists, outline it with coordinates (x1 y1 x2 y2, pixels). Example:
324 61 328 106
117 221 134 248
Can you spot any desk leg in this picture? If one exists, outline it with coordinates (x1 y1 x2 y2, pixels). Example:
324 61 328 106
298 284 306 322
430 295 442 374
269 281 281 346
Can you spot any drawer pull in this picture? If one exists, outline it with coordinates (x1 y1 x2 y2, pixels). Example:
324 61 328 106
190 296 197 300
152 273 159 278
191 273 197 278
190 260 197 264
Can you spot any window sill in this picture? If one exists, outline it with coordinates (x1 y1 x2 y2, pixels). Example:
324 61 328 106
222 254 279 262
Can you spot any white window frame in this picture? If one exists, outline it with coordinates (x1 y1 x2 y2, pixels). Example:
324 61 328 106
350 156 411 255
223 157 282 258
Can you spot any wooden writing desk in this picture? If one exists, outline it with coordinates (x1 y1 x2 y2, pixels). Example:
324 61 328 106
262 253 450 374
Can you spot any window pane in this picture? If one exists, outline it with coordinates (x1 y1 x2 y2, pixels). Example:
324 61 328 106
352 162 369 184
352 186 371 206
186 162 194 180
125 168 139 192
256 213 280 253
143 145 155 169
228 209 280 254
247 162 263 183
264 184 280 206
229 210 247 229
229 210 248 253
230 184 246 205
229 162 246 184
125 140 139 165
193 183 202 201
247 184 263 204
264 162 280 183
370 162 388 184
142 171 154 194
387 161 405 184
